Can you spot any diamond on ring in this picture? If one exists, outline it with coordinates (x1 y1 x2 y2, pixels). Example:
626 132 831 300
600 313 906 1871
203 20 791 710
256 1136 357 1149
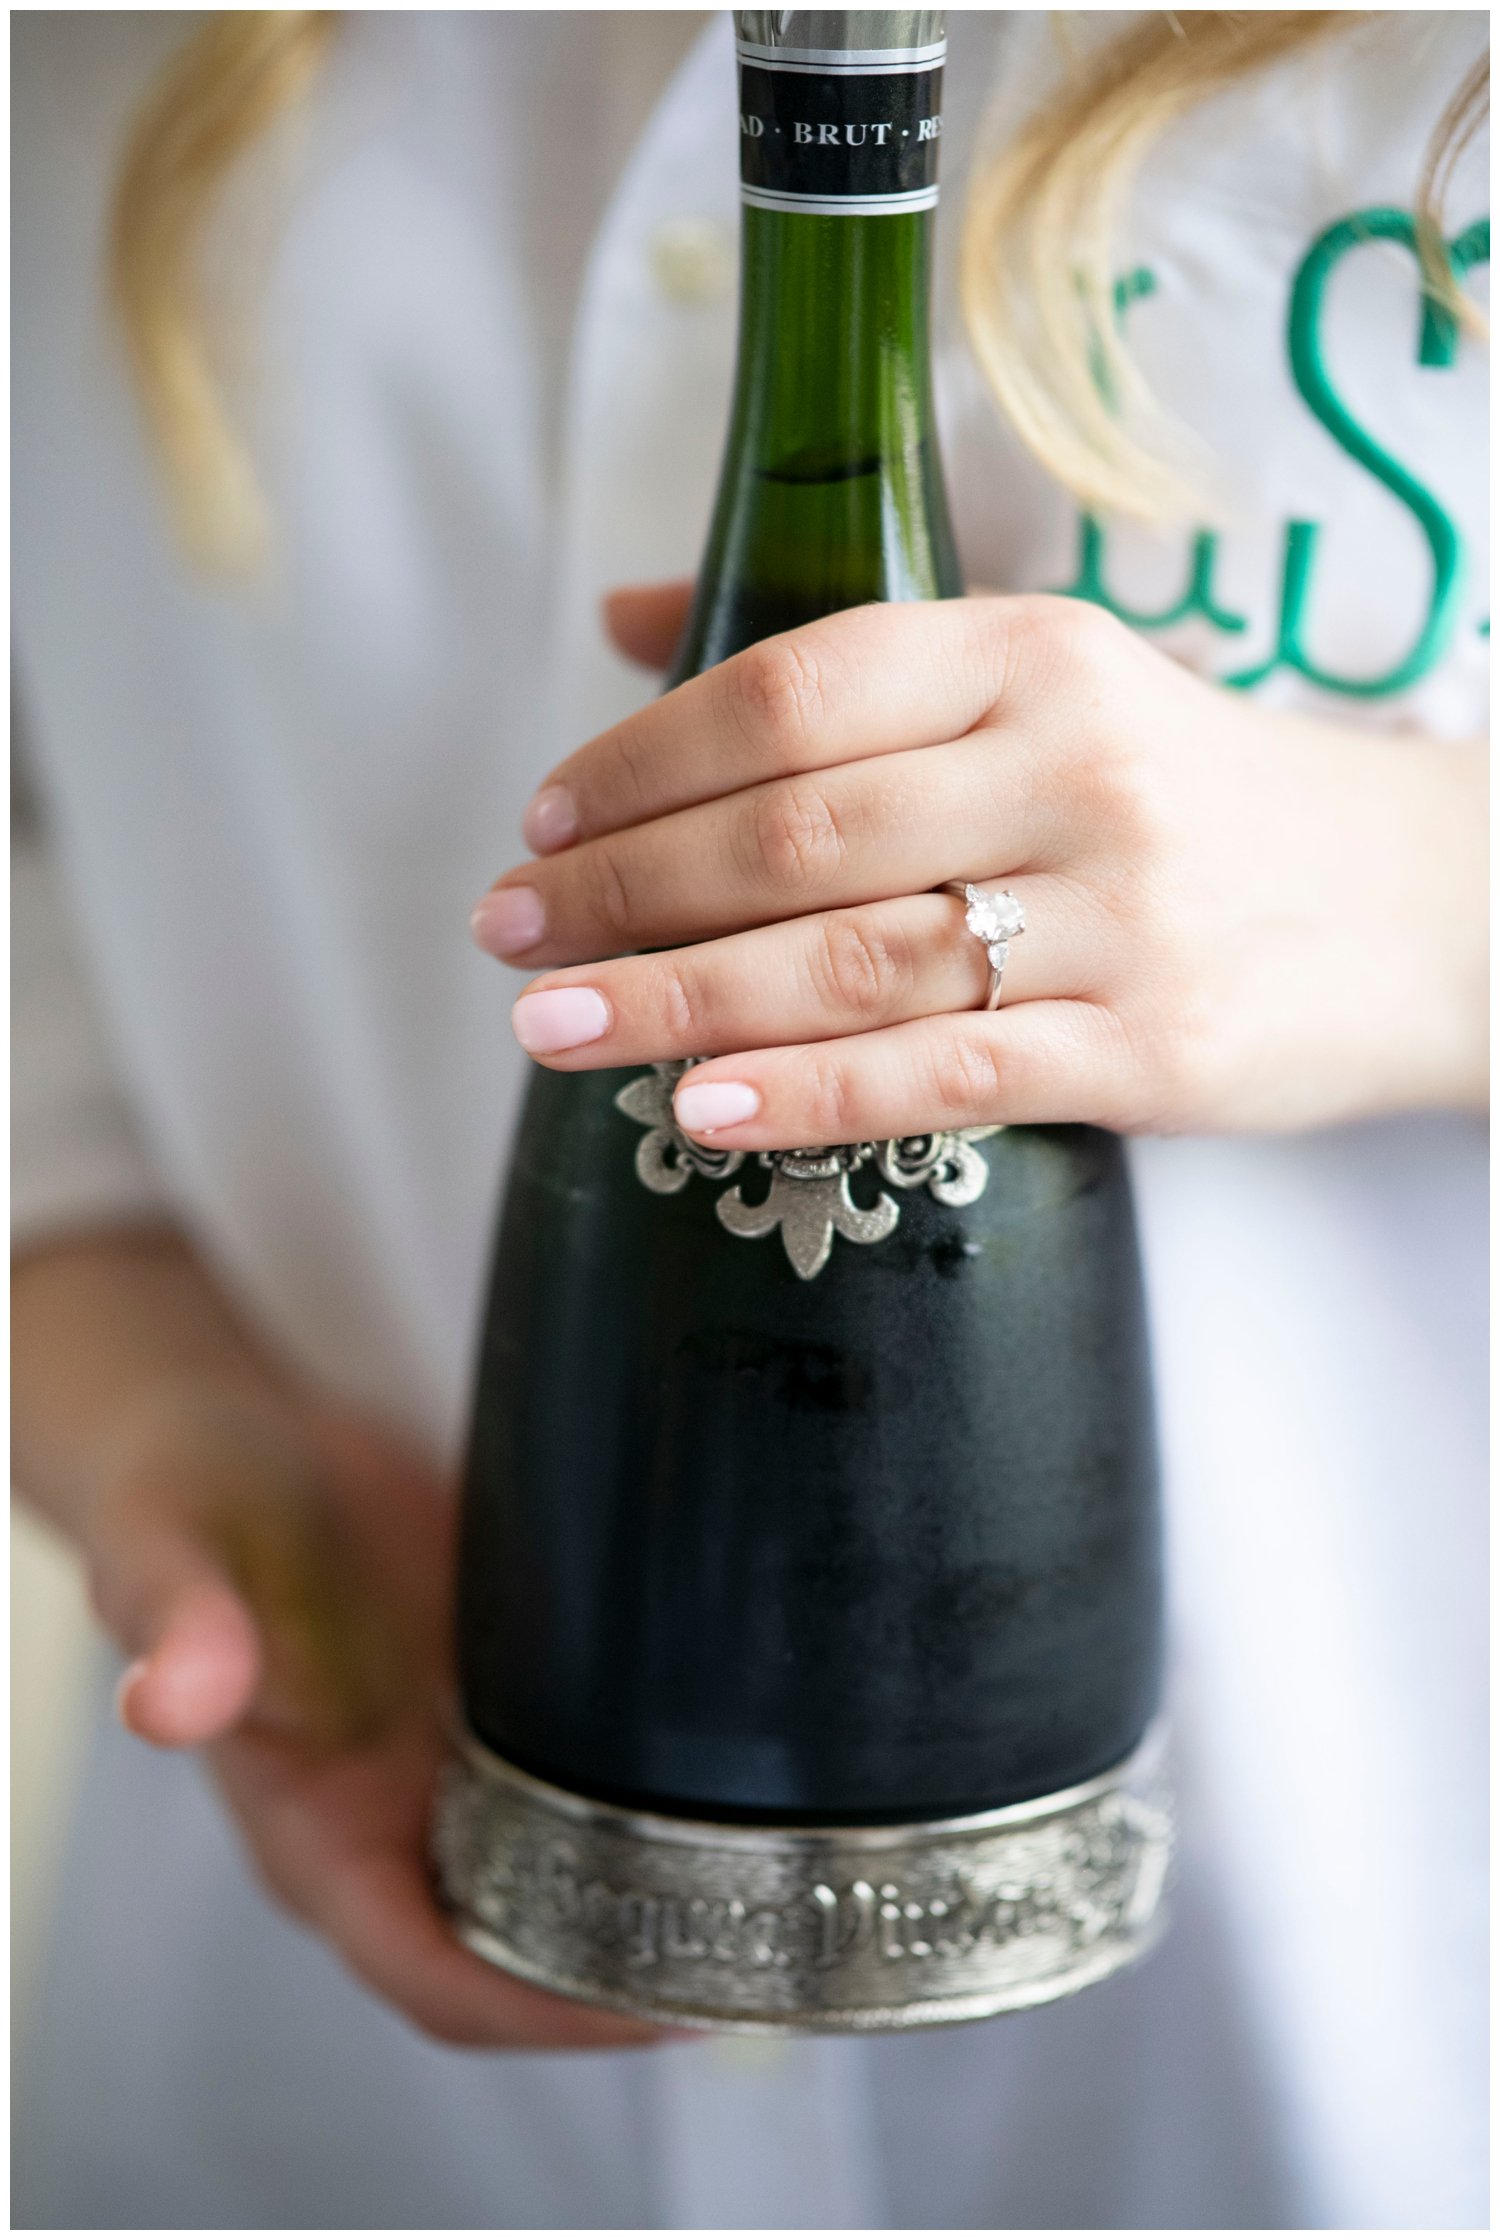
944 881 1025 1010
963 883 1025 968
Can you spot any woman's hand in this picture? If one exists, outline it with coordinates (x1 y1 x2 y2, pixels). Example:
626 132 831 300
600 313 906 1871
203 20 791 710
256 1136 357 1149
81 1379 665 2051
474 585 1486 1142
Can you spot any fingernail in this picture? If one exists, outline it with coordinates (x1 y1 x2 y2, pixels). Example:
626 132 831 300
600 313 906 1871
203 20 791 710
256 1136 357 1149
512 986 610 1054
675 1080 760 1135
115 1657 150 1732
523 784 579 855
471 886 545 958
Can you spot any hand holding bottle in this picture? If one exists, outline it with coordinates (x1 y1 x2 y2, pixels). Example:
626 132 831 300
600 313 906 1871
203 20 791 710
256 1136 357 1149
12 1236 668 2051
476 585 1487 1138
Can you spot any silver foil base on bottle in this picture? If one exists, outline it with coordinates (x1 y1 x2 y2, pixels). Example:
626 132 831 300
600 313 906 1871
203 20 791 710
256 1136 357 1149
434 1731 1173 2034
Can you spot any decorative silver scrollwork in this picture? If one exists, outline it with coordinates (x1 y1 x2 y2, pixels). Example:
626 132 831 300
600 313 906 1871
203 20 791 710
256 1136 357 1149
613 1063 746 1193
874 1132 995 1206
614 1062 1000 1280
718 1145 900 1280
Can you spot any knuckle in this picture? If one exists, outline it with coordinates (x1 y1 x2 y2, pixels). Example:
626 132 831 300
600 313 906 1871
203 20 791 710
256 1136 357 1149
1151 997 1232 1124
1061 728 1168 848
745 777 848 896
800 1047 858 1142
728 634 829 762
1101 991 1215 1133
647 954 713 1049
602 722 655 820
928 1029 1003 1119
580 841 638 946
1080 1004 1153 1130
1004 594 1130 699
815 912 913 1022
1054 593 1130 664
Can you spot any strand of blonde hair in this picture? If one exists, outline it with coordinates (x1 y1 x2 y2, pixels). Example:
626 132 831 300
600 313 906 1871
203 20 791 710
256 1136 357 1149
961 12 1358 523
109 9 335 571
1415 50 1490 335
961 13 1487 523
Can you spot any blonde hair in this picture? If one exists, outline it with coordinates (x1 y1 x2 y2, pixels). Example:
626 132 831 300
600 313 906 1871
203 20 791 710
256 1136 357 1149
109 9 334 568
110 9 1486 562
960 12 1489 521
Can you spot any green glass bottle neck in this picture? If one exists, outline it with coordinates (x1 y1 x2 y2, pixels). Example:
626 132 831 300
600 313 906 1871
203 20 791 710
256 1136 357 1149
671 206 960 683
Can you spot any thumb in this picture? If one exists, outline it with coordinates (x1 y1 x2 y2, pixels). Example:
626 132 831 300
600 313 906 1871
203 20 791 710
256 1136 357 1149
108 1534 262 1750
603 580 694 670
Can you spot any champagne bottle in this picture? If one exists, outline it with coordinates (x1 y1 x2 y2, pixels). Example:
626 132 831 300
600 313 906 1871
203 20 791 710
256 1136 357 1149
438 9 1171 2033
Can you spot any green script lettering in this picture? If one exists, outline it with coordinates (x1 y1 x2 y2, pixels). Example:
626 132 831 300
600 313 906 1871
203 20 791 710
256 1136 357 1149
1226 209 1489 696
1059 268 1247 636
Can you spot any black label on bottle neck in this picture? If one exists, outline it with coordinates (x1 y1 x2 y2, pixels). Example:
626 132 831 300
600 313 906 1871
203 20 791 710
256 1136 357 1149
736 44 944 214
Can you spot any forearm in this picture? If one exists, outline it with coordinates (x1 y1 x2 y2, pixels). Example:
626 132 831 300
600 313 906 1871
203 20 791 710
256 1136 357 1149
11 1228 294 1547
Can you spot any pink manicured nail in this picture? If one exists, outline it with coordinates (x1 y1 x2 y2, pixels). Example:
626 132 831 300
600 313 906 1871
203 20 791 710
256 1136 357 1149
512 987 610 1054
471 886 545 957
675 1080 760 1134
523 785 579 855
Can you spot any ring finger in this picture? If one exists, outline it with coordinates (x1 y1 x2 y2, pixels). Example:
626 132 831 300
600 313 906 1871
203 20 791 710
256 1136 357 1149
474 737 1055 968
509 876 1097 1069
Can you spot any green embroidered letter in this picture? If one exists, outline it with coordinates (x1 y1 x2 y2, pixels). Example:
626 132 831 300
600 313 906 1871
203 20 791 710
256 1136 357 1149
1059 268 1247 636
1227 208 1489 697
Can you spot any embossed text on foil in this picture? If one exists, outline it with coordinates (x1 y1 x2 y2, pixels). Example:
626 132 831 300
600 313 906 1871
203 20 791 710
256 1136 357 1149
432 1739 1176 2026
524 1836 1146 1972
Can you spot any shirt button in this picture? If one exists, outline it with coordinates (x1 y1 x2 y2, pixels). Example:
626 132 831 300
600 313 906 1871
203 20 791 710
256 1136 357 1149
649 217 736 305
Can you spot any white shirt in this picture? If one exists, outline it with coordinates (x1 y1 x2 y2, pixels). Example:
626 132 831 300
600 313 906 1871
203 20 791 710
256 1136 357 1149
13 12 1486 2228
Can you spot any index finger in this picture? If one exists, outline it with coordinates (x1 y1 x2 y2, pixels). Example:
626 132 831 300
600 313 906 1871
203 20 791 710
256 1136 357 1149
523 596 1019 856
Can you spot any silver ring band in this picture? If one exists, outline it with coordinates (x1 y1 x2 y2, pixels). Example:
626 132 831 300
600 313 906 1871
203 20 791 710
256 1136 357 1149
943 882 1026 1010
